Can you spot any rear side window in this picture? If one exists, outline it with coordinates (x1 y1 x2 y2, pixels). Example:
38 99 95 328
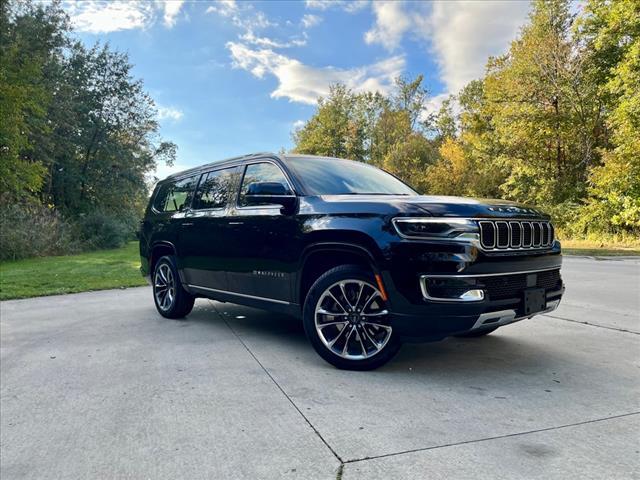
238 162 292 207
193 167 237 210
154 176 198 212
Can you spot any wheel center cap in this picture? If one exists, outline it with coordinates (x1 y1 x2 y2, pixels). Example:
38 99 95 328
348 314 360 324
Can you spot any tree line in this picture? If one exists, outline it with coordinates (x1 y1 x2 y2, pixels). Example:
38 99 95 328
293 0 639 240
0 1 175 260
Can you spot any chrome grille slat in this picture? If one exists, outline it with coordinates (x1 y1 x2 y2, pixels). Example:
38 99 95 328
479 220 554 251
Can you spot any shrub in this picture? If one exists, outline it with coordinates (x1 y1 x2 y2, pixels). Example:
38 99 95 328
73 211 138 250
0 202 79 261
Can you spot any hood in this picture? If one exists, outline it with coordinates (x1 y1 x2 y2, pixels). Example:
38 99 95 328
315 194 550 220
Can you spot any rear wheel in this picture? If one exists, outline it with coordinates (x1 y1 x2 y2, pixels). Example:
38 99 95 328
153 255 195 319
303 265 401 370
455 326 499 338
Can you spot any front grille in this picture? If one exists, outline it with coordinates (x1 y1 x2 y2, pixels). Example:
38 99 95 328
481 269 561 300
479 220 554 251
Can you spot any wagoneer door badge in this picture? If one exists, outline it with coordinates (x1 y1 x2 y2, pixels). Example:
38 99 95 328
253 270 286 278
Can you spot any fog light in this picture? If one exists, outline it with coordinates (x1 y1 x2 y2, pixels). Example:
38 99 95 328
457 289 485 301
420 277 485 302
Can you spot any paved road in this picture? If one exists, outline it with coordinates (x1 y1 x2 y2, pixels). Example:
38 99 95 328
1 257 639 479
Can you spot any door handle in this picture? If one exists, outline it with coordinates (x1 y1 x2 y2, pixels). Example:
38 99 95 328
181 222 194 227
228 221 244 225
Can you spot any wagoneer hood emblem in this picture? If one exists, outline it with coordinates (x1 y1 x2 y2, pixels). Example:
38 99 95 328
487 206 542 215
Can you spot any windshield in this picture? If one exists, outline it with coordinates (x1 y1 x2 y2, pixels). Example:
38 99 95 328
285 156 417 196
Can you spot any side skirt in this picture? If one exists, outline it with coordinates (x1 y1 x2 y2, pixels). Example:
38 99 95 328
187 284 301 318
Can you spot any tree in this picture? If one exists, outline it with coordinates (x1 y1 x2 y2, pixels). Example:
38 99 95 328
577 0 640 233
0 0 69 200
478 0 605 206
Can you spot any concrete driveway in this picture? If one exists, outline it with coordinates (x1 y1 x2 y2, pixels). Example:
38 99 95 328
1 257 639 479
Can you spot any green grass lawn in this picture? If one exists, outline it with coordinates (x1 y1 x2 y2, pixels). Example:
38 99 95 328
560 239 640 257
0 242 147 301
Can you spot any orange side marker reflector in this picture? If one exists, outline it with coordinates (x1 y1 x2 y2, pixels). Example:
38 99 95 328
375 274 389 302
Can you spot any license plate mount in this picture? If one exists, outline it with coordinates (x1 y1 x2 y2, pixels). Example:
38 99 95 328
523 288 546 316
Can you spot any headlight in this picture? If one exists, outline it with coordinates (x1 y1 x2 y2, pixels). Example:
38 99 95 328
392 218 479 240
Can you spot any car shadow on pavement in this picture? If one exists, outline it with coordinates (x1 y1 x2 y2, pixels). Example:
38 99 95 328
185 300 568 380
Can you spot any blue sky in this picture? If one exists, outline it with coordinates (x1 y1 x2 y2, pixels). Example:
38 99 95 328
64 0 533 178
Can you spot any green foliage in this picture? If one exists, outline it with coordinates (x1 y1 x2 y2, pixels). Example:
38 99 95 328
0 1 176 258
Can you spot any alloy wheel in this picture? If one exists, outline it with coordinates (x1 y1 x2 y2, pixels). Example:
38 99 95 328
154 263 175 311
314 279 392 360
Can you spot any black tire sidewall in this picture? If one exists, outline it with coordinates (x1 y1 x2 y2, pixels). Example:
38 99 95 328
302 265 401 370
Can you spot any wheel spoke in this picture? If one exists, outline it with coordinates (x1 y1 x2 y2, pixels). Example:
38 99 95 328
360 309 388 317
363 321 392 332
353 283 365 310
328 323 350 348
361 290 381 313
317 320 349 329
341 326 355 355
326 291 349 313
360 325 380 348
317 308 343 316
339 283 354 310
356 328 367 355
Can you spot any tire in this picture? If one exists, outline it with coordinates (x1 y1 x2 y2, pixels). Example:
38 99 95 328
454 326 499 338
152 255 195 319
302 265 401 370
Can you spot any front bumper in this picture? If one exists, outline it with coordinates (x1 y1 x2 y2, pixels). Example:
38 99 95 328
384 268 564 342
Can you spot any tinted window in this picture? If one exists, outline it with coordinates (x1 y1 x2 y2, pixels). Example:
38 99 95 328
193 167 237 210
154 176 197 212
285 156 416 196
238 162 292 207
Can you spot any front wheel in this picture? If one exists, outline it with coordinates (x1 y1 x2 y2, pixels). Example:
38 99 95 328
302 265 401 370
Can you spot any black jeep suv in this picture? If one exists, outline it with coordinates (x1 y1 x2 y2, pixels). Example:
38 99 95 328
140 153 564 370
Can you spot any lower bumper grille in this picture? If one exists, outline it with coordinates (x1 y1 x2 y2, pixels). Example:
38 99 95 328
481 269 561 300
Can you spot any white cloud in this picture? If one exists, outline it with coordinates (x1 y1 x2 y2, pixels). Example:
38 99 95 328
66 1 154 33
157 105 184 122
305 0 368 13
426 1 531 93
163 0 185 28
364 1 411 51
240 31 307 49
301 14 322 28
205 0 238 17
227 41 405 104
65 0 187 33
293 119 306 129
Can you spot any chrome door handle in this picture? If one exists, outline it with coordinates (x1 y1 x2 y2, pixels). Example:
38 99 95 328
181 222 194 227
228 221 244 225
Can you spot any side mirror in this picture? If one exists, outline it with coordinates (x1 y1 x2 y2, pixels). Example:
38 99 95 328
244 182 298 214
